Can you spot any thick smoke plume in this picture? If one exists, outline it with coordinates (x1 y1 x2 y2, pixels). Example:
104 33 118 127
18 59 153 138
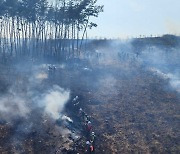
41 85 70 120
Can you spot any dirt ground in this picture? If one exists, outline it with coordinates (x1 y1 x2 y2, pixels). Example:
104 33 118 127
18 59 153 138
0 55 180 153
65 60 180 154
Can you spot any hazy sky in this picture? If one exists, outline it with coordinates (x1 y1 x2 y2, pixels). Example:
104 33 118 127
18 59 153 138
88 0 180 38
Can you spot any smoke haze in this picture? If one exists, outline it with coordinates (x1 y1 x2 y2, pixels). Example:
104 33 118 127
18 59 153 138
41 85 70 120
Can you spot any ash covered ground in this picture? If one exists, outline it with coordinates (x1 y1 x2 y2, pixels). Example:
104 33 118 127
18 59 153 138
0 36 180 153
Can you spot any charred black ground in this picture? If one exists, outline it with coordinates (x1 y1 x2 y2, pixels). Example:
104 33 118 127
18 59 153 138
0 35 180 153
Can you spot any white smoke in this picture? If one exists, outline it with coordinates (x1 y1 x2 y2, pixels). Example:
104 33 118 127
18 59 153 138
32 64 48 83
139 47 180 93
150 68 180 93
0 94 30 121
0 62 70 122
41 85 70 120
35 72 48 80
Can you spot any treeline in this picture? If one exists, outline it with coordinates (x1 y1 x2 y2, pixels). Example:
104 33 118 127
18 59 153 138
0 0 103 60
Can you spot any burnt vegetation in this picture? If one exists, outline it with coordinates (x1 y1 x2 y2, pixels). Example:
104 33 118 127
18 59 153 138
0 1 180 154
